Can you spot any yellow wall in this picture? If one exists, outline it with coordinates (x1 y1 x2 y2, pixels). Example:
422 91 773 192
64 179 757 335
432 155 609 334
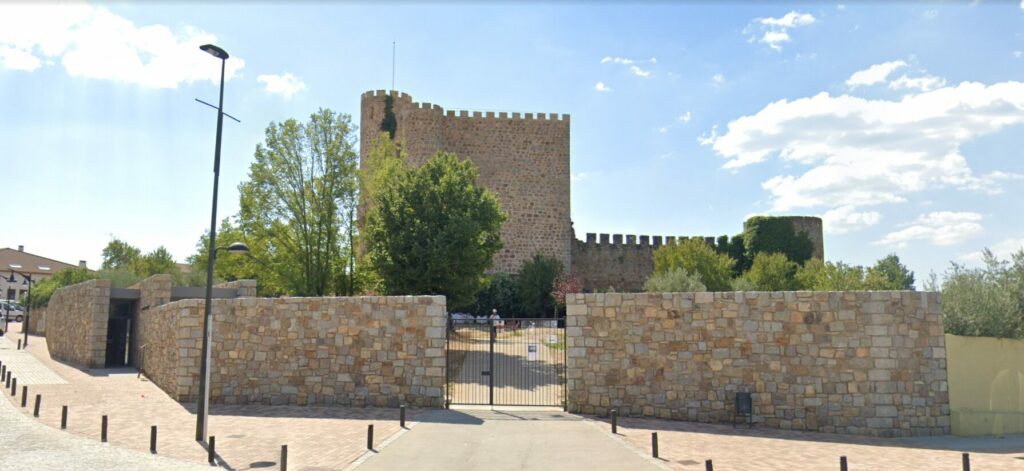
946 334 1024 436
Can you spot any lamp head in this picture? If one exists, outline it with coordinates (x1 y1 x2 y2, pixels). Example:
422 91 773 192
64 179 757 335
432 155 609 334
200 44 229 60
225 242 250 254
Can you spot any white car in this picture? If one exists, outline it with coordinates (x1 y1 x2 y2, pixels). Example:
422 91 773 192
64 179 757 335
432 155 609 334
0 301 25 322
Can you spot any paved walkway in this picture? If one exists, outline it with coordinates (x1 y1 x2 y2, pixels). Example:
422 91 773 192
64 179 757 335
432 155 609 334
0 366 208 471
353 408 667 470
602 415 1024 470
1 334 412 470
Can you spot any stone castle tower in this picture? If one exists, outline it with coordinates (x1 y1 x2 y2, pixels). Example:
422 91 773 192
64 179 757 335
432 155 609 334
360 90 572 274
359 90 823 291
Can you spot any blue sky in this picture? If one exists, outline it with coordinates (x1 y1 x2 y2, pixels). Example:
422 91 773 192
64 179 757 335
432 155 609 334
1 1 1023 285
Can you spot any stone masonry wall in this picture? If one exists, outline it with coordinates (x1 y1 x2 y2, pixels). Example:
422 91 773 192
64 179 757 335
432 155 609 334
215 279 258 297
45 279 111 369
136 298 183 399
360 90 572 274
140 295 447 408
27 306 45 335
565 291 949 437
131 274 173 368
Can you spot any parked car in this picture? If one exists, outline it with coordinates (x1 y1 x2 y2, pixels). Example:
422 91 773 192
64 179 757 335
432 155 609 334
0 300 25 322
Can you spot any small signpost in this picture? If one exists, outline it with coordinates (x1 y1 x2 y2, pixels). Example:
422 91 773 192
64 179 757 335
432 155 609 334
527 343 538 361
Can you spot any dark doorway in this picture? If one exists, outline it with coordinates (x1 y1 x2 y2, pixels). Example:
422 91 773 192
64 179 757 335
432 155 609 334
105 300 136 367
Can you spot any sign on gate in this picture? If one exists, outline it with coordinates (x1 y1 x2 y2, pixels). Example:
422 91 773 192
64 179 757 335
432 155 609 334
527 343 538 361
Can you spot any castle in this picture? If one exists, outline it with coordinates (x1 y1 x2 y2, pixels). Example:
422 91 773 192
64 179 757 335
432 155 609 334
360 90 823 291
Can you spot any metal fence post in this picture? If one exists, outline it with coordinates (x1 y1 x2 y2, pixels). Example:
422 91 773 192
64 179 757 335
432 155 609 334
208 436 216 464
706 459 714 471
840 456 848 471
33 394 41 417
652 432 658 458
611 409 618 434
61 405 68 429
150 425 157 454
367 424 374 450
21 385 28 407
962 452 970 471
101 415 108 442
400 405 406 428
281 445 288 471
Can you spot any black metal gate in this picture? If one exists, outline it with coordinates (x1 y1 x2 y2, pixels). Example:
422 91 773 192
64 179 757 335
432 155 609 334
446 318 566 407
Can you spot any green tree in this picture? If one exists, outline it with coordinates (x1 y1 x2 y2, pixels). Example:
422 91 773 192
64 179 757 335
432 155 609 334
652 238 735 291
796 259 867 291
132 246 179 278
101 238 141 270
456 273 523 318
364 151 505 306
380 94 397 139
941 249 1024 339
643 267 706 292
238 108 359 296
517 254 564 317
865 254 915 290
187 218 284 295
745 252 800 291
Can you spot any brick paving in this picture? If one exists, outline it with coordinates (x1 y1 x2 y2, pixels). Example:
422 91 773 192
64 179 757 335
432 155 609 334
1 334 416 470
591 415 1024 470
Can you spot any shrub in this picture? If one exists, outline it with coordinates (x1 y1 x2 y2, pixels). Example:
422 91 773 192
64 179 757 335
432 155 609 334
746 252 800 291
652 238 735 291
456 273 522 318
643 267 706 292
517 254 564 317
941 249 1023 339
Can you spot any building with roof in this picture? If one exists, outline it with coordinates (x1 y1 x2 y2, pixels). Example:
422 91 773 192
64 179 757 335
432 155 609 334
0 245 87 301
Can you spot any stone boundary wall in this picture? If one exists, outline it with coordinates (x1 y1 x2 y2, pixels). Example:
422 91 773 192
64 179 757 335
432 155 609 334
45 279 111 369
139 295 447 408
27 306 45 335
565 291 949 437
215 279 257 297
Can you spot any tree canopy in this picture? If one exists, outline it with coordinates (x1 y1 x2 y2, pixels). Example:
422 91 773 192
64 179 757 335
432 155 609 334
363 147 505 307
652 238 735 291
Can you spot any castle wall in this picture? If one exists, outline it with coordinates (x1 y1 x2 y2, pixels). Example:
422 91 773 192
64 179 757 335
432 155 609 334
360 90 572 274
788 216 825 260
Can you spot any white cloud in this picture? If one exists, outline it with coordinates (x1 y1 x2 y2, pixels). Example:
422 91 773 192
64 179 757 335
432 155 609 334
749 11 816 51
923 9 938 19
961 237 1024 262
629 65 650 78
890 74 946 92
594 81 611 92
678 111 692 123
846 60 907 88
760 11 816 28
0 2 244 88
1020 0 1023 10
571 172 592 182
257 73 306 99
877 212 983 247
1014 51 1023 59
822 205 881 234
712 73 725 83
701 79 1024 216
601 56 633 65
837 4 847 11
0 45 41 70
658 127 668 133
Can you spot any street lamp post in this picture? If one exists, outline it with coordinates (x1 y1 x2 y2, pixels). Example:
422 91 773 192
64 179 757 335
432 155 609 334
8 264 47 346
196 43 231 443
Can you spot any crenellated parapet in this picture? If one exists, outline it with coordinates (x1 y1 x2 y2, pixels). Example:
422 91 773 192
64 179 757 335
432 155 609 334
362 89 570 123
576 233 721 249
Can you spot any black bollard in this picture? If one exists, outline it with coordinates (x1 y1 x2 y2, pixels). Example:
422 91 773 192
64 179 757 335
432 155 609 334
150 425 157 454
368 424 374 450
840 456 848 471
652 432 658 458
11 376 16 396
962 452 970 471
208 436 216 464
101 415 108 442
281 445 288 471
33 394 41 417
400 404 406 428
612 409 618 434
21 385 28 407
17 339 21 349
706 459 714 471
61 405 68 429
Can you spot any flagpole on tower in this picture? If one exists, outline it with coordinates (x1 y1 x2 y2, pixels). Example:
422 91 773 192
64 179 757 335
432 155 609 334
392 41 396 91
